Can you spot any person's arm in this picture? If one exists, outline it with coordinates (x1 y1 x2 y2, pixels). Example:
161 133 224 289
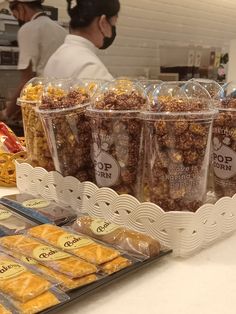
2 63 35 120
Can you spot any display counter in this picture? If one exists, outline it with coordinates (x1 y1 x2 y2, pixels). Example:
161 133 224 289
0 186 235 314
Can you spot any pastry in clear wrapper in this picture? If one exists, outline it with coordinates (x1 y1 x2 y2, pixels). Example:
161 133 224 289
0 235 97 279
28 224 120 265
0 204 36 235
100 256 132 275
6 250 97 292
0 255 52 303
0 194 77 226
12 290 62 314
72 215 161 258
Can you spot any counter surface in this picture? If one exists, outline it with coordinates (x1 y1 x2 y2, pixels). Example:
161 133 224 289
0 187 235 314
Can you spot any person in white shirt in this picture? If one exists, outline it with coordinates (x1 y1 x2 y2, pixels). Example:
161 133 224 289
44 0 120 81
0 0 67 121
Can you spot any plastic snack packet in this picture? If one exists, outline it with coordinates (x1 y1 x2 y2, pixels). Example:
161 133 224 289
28 224 120 265
0 122 25 154
72 215 161 258
0 253 53 302
0 235 97 279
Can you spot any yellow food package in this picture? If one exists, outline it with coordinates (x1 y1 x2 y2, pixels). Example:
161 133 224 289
100 256 132 275
28 224 120 265
13 290 67 314
0 235 97 278
8 250 97 291
0 255 51 302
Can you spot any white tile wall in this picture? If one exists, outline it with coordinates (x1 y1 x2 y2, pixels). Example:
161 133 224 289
2 0 236 78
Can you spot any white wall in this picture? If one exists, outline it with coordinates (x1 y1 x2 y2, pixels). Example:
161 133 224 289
1 0 236 78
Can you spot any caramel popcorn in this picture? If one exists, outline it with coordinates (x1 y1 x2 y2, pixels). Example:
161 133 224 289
141 96 214 212
212 97 236 198
88 82 147 196
39 88 93 181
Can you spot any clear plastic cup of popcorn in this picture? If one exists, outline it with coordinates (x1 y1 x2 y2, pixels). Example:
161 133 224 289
17 77 55 171
37 79 93 182
87 79 148 196
140 81 217 212
191 79 223 193
212 81 236 198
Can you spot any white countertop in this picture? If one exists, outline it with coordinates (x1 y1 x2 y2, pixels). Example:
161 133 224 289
0 187 235 314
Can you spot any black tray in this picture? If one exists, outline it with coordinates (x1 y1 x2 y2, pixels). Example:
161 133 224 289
41 250 172 314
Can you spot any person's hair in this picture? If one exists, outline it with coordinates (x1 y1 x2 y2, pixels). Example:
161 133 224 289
67 0 120 29
9 1 43 11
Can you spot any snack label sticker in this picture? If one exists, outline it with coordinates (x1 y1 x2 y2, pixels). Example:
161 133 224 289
212 140 236 180
90 219 120 235
33 246 70 261
0 260 26 280
0 209 12 220
20 256 38 265
94 151 120 187
22 199 50 209
57 234 94 250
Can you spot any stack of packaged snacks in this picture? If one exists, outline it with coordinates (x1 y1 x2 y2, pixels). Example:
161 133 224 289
87 79 147 196
212 81 236 198
0 194 77 226
0 204 36 235
72 215 161 258
0 235 98 279
4 250 97 292
18 77 55 171
140 81 217 212
27 224 133 275
37 79 93 182
0 253 68 314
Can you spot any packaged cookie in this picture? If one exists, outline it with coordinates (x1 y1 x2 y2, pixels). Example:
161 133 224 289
212 81 236 198
87 79 147 196
0 235 97 279
140 81 217 212
0 204 36 235
28 224 120 265
37 79 94 182
5 250 97 292
0 253 53 302
9 288 69 314
0 194 77 226
18 77 55 171
72 215 161 258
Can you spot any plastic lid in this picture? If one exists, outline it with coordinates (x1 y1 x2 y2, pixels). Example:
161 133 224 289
92 79 148 111
39 78 90 111
217 81 236 110
18 77 47 104
150 81 214 113
191 78 223 99
138 79 162 91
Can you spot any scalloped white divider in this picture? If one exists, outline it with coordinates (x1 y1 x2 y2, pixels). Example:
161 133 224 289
15 160 236 257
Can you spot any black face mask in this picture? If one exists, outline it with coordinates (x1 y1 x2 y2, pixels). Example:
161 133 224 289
18 19 25 27
100 25 116 50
